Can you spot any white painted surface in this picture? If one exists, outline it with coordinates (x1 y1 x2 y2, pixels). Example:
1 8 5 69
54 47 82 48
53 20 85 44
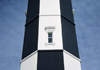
38 16 63 50
63 51 81 70
20 50 37 63
39 0 60 15
63 50 81 61
20 53 37 70
45 26 55 32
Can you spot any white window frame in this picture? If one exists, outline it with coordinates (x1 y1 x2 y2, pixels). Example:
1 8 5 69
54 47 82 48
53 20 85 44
45 26 55 46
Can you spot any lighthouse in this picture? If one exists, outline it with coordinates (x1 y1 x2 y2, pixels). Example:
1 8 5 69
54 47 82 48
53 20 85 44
20 0 82 70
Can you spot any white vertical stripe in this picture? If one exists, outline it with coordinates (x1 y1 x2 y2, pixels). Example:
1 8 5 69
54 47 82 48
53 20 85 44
20 53 37 70
38 16 63 50
63 51 81 70
39 0 60 15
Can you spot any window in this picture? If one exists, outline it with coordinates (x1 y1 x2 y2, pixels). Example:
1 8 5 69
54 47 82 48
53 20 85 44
45 26 55 45
48 32 52 43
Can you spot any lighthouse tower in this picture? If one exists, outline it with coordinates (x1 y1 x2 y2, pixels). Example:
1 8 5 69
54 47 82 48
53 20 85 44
20 0 82 70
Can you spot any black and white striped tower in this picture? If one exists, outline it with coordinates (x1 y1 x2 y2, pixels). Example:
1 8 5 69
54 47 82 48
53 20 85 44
20 0 82 70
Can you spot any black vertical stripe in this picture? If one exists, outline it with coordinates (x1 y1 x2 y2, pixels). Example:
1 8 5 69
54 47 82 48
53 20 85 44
37 50 64 70
26 0 40 24
60 0 74 23
61 17 79 58
22 18 39 59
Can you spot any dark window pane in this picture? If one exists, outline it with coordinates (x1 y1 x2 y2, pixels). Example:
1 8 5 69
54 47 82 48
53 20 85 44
48 38 52 43
48 33 52 37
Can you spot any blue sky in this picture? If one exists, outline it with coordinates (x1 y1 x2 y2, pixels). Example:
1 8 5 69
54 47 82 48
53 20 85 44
0 0 100 70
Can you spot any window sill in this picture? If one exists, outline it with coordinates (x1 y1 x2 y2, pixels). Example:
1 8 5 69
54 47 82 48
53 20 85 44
45 43 55 46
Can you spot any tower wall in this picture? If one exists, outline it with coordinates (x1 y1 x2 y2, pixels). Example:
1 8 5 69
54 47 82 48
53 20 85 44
60 0 74 23
26 0 39 23
21 51 37 70
40 0 60 15
37 50 64 70
63 50 81 70
61 17 79 58
38 16 63 50
22 18 39 59
20 0 82 70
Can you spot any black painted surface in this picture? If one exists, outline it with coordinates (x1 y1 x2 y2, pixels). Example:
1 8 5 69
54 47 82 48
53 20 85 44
22 18 39 59
37 50 64 70
26 0 40 23
60 0 74 23
61 17 79 58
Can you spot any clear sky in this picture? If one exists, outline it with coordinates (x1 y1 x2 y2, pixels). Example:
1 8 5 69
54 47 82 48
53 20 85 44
0 0 100 70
